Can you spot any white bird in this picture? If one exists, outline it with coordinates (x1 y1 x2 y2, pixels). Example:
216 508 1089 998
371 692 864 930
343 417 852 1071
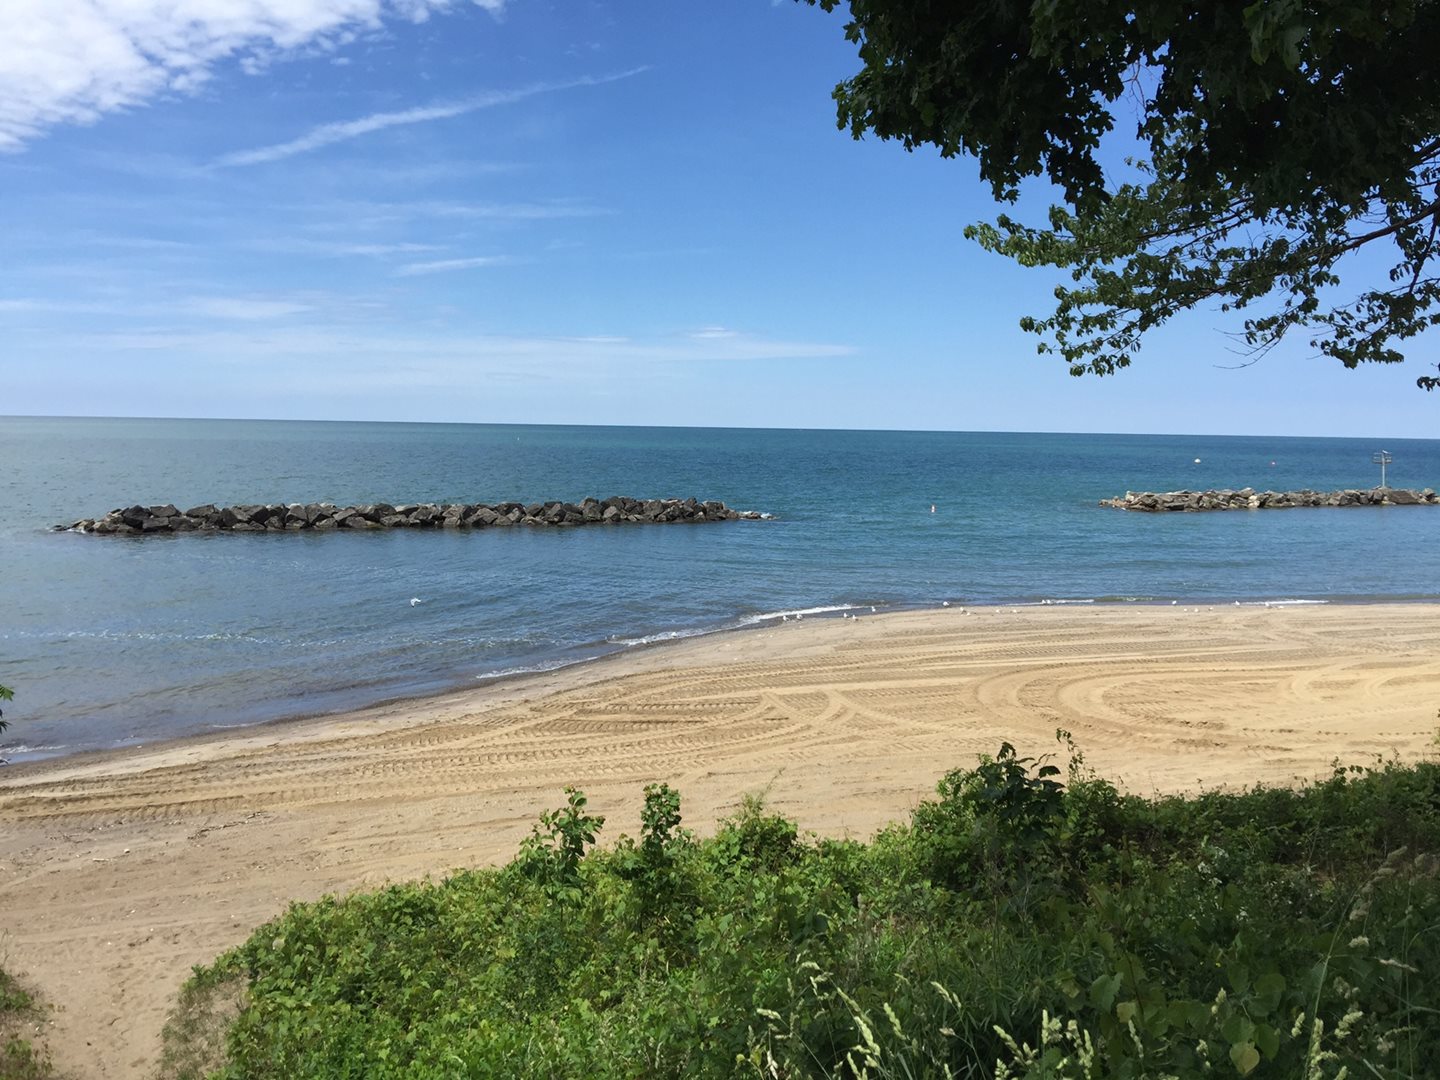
1172 600 1177 605
781 614 789 622
410 597 423 606
795 613 803 621
942 600 950 607
870 606 877 614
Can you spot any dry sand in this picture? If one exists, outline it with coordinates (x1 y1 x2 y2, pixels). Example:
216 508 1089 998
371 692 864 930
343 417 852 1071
3 603 1439 1078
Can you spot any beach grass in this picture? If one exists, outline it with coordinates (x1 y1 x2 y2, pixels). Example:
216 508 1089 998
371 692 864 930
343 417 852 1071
163 738 1440 1079
0 964 54 1079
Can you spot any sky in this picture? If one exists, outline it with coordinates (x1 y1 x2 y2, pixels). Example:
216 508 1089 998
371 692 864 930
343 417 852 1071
1 0 1434 437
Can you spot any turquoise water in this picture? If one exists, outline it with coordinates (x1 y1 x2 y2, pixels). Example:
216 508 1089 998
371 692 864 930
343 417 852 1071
2 417 1438 762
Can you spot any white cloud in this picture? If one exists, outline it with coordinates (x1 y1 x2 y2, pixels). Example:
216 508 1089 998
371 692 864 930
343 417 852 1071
0 1 507 151
250 238 444 257
395 255 507 275
187 297 313 319
216 69 647 166
63 326 856 366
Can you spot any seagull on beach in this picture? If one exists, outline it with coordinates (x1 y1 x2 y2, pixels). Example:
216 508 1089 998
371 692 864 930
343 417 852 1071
942 601 950 607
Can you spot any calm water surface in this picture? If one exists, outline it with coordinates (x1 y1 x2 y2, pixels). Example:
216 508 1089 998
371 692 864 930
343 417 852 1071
2 417 1437 761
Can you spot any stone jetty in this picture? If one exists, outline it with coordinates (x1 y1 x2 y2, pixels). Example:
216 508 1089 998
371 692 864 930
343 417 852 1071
57 498 769 535
1100 487 1438 512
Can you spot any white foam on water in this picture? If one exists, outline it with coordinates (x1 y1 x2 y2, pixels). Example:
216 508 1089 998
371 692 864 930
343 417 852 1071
474 655 603 681
738 604 865 625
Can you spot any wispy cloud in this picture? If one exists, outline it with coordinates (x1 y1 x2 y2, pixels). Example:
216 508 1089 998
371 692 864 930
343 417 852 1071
0 1 510 152
215 69 649 167
58 326 856 366
304 199 606 227
395 255 508 276
186 298 314 320
248 239 445 258
0 294 316 320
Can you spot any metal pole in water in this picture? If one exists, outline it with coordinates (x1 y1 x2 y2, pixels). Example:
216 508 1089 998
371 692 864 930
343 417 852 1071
1372 449 1392 489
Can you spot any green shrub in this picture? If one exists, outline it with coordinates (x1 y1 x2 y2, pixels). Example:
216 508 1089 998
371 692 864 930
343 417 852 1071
170 742 1440 1079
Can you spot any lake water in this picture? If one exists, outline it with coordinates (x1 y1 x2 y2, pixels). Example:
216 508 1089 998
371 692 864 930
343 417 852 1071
3 417 1437 762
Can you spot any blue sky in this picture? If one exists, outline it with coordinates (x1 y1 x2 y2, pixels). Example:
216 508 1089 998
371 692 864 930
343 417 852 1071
1 0 1433 437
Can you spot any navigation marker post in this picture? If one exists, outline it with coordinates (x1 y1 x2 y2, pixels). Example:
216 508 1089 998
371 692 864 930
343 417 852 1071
1372 449 1392 489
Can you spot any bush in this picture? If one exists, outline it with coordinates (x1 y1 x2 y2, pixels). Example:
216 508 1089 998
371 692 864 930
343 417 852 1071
169 739 1440 1079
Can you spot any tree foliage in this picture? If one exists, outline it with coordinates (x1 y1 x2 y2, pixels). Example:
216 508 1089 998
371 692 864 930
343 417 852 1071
0 684 11 735
806 0 1440 387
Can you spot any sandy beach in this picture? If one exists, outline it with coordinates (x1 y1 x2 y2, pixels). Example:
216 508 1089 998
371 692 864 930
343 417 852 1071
3 602 1439 1078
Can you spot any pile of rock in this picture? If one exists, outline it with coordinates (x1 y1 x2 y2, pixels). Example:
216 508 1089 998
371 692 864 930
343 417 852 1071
58 497 769 535
1100 487 1438 512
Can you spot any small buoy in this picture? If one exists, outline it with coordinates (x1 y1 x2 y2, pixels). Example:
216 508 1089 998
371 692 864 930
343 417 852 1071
409 597 423 606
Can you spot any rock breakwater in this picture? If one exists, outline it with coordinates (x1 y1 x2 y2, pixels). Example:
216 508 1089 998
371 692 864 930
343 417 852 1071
1101 487 1438 512
58 498 768 535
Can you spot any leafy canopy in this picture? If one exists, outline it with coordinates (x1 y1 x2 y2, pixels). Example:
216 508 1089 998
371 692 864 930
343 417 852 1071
806 0 1440 388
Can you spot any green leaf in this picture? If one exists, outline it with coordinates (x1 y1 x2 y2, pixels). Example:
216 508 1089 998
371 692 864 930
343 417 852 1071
1229 1041 1260 1075
1222 1014 1255 1045
1255 1022 1280 1059
1226 963 1251 995
1252 972 1285 1015
1089 973 1121 1011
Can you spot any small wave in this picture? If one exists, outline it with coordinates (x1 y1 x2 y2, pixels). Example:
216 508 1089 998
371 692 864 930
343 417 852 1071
0 744 67 755
607 626 720 647
738 604 866 625
1016 598 1097 607
1235 598 1330 607
474 656 602 682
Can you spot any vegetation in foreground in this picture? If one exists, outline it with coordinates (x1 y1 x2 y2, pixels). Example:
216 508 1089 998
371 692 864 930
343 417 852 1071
167 738 1440 1078
0 964 54 1079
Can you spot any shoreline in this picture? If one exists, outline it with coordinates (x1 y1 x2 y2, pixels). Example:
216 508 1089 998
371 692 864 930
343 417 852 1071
10 592 1440 770
4 602 1440 1079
